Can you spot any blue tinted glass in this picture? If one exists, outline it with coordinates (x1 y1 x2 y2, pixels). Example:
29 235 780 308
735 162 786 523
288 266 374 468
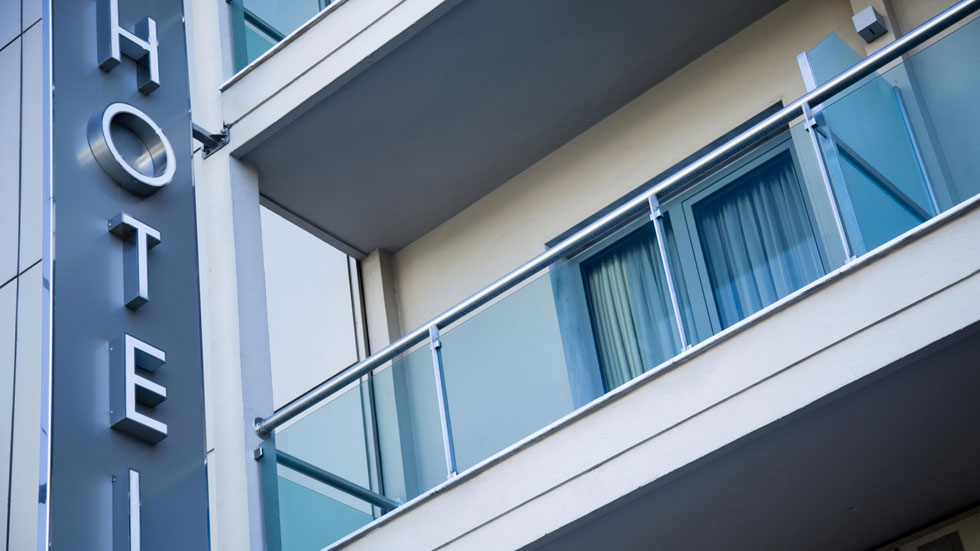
807 33 934 254
581 225 682 389
244 0 322 38
900 16 980 205
277 477 372 551
372 347 447 500
694 151 825 328
244 19 278 64
440 275 574 472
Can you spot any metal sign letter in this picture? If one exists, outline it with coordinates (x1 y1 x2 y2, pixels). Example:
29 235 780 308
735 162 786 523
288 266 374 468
97 0 160 94
110 334 168 444
109 213 161 309
113 469 142 551
88 103 176 196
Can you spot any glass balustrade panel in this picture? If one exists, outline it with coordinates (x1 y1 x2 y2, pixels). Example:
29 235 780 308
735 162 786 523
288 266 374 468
438 273 576 473
810 15 980 254
259 346 446 550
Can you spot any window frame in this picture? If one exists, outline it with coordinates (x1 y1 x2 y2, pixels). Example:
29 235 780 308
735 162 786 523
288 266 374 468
550 128 844 398
663 131 833 335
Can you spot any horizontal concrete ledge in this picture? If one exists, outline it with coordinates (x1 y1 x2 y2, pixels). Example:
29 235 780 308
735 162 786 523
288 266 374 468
219 0 461 157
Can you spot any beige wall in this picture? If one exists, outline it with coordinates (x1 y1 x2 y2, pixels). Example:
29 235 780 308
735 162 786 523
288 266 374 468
390 0 869 331
889 0 958 35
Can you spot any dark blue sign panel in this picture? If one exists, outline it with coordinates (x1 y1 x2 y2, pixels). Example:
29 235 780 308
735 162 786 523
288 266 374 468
50 0 208 549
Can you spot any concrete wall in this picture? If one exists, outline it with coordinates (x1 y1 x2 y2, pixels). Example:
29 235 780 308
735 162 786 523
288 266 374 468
0 0 43 548
389 0 869 331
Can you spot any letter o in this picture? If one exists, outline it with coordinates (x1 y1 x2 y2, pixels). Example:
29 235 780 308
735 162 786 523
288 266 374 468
88 103 176 196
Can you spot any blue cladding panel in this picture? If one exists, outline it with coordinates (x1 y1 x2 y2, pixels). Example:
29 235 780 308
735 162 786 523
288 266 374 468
19 23 41 270
0 0 17 48
0 38 19 285
0 280 16 548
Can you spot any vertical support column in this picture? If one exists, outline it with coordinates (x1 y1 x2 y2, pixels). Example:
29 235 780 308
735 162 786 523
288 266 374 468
428 325 457 479
802 102 855 262
648 196 689 351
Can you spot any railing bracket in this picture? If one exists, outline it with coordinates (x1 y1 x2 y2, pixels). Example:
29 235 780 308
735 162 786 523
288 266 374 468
192 122 230 158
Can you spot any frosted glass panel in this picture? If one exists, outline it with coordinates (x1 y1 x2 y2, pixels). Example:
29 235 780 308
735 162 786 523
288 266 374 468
440 275 574 472
373 347 447 500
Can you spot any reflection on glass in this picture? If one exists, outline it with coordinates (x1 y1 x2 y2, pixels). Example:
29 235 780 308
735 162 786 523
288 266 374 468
440 275 574 472
277 476 373 551
804 29 979 253
269 381 377 551
581 225 683 389
240 0 333 66
694 150 826 328
372 346 447 501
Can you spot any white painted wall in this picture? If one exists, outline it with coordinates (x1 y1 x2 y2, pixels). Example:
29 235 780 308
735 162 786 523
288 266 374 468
260 206 358 409
389 0 868 332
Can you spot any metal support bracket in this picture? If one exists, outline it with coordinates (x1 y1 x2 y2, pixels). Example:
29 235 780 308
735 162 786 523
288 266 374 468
191 122 230 158
802 101 818 131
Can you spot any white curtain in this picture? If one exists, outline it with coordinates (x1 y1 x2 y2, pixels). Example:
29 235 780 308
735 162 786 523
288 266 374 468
583 226 681 390
694 151 825 328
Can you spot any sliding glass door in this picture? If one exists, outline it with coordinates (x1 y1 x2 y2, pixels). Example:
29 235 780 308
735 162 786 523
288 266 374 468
569 131 836 390
680 147 828 331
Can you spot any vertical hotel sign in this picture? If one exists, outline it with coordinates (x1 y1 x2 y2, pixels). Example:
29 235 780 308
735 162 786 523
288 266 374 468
50 0 208 549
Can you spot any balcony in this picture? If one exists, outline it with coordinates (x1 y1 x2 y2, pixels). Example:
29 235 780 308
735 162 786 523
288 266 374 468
254 4 980 550
228 0 337 71
224 0 790 255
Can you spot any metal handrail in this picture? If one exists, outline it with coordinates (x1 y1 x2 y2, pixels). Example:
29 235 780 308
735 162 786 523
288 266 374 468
255 0 980 438
276 450 401 512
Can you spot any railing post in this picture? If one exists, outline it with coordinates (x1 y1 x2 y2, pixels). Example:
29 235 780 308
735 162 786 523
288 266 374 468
648 196 689 351
802 101 855 262
428 325 458 478
255 441 283 551
893 87 941 217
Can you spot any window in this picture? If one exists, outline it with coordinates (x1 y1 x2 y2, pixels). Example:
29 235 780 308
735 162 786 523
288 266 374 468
686 148 826 329
554 131 836 395
230 0 335 70
580 221 691 390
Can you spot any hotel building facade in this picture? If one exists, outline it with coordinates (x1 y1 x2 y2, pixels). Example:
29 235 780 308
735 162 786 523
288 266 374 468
2 0 980 549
